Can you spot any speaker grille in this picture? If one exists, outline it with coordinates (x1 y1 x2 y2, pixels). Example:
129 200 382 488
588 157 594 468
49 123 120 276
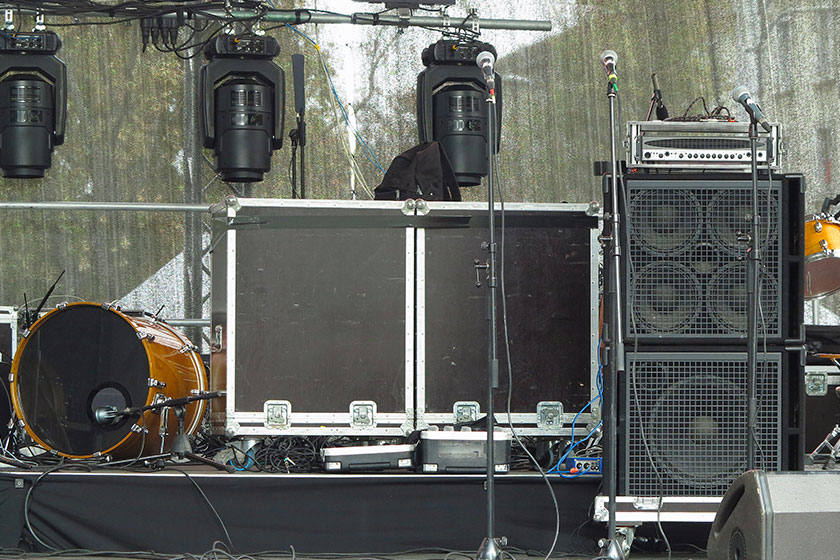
625 352 782 497
626 180 782 339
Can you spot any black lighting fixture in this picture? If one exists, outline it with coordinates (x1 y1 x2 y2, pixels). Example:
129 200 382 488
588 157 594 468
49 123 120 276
0 30 66 178
417 39 502 187
200 35 285 183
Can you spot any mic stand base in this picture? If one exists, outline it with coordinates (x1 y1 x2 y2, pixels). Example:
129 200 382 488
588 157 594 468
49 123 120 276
598 537 627 560
476 537 505 560
180 451 236 473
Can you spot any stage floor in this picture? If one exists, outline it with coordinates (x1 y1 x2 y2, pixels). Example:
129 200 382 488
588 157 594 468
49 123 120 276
0 465 711 558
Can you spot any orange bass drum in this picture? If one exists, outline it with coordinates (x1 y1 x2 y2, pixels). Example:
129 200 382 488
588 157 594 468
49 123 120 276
10 302 206 459
805 218 840 299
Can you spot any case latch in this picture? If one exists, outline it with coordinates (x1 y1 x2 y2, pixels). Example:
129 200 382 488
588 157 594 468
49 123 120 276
536 401 564 430
806 372 828 396
350 401 377 428
264 400 291 429
453 401 480 424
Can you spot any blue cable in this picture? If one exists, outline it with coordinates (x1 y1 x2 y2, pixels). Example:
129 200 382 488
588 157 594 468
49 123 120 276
284 23 386 174
229 448 256 471
548 338 604 475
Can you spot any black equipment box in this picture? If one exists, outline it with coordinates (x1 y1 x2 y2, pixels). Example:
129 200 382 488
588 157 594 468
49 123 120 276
418 429 511 473
210 198 415 437
209 198 600 438
415 202 600 436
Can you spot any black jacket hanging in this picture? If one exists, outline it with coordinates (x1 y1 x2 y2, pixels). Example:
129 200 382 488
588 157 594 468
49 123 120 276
374 141 462 201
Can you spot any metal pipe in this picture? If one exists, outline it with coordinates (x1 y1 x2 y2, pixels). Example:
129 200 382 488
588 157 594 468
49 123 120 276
0 201 210 212
26 8 551 32
165 318 211 327
257 11 552 31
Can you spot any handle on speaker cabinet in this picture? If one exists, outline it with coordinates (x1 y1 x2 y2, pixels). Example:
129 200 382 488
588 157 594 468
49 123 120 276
710 480 746 538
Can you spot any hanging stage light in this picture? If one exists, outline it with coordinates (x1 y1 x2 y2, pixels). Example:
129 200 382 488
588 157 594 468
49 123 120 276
0 31 66 178
200 35 285 183
417 39 502 187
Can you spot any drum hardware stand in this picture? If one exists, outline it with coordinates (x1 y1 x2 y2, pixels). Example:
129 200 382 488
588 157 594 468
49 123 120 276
21 270 65 329
810 424 840 468
96 391 234 472
598 49 626 560
0 451 31 469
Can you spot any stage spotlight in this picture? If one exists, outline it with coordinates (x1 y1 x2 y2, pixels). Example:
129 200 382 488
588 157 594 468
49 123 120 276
0 31 66 178
417 39 502 187
200 35 285 183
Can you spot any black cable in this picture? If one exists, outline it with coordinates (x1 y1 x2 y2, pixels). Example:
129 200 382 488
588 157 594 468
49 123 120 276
24 462 94 551
492 109 564 558
170 468 234 551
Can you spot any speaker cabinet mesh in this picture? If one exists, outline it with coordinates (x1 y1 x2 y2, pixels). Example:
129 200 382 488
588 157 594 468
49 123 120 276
624 352 782 497
625 179 782 339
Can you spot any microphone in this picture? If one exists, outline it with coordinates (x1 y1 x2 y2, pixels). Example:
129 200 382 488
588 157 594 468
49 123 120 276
600 49 617 85
652 73 669 120
731 86 772 132
94 406 123 426
476 50 496 89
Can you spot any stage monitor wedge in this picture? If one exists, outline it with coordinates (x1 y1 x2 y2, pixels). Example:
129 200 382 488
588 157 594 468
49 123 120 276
707 470 840 560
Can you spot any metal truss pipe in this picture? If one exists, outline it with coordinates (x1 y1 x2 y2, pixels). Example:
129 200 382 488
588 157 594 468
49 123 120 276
0 201 211 212
253 11 552 31
25 8 551 32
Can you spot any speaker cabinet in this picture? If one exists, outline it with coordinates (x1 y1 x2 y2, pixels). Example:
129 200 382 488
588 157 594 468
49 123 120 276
620 173 804 343
707 470 840 560
621 350 802 497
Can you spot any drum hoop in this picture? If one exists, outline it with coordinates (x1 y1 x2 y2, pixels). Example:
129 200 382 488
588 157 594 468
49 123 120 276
806 283 840 300
10 302 143 459
805 250 840 264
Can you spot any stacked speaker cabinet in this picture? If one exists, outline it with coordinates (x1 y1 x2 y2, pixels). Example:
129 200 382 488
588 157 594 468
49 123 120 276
613 172 805 497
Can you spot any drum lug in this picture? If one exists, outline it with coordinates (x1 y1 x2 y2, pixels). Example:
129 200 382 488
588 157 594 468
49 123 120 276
212 325 224 352
821 239 829 253
815 221 824 233
178 343 198 354
21 328 30 339
137 331 156 342
56 301 68 310
130 423 148 434
148 378 167 389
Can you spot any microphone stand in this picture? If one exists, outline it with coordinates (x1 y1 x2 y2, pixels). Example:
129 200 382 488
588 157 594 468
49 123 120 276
476 77 503 560
96 391 233 472
600 73 626 560
745 118 761 471
289 111 306 199
297 109 307 199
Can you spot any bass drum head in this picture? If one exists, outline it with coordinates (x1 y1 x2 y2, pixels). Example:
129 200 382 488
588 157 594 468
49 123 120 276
13 304 150 457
